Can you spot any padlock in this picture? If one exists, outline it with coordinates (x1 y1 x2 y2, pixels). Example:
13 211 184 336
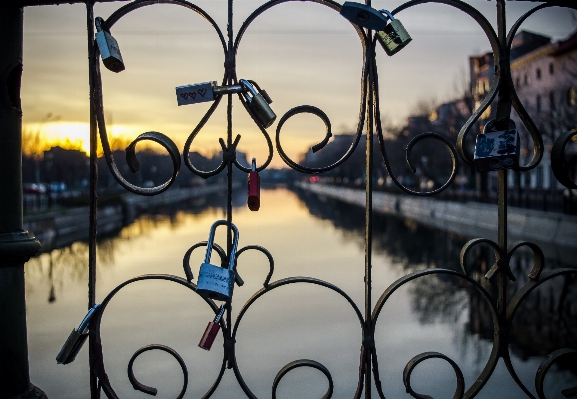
376 10 412 56
175 81 251 106
474 120 519 172
198 305 226 350
239 79 276 129
340 2 389 31
176 81 217 106
95 17 125 73
56 304 100 365
247 158 260 211
196 220 240 301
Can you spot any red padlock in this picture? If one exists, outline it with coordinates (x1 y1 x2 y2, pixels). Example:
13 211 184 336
247 158 260 211
198 305 226 351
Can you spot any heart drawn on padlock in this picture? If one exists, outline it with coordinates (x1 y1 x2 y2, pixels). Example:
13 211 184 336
190 92 196 100
198 88 207 97
180 93 189 100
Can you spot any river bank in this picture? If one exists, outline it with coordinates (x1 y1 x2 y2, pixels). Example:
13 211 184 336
296 182 577 265
24 184 228 253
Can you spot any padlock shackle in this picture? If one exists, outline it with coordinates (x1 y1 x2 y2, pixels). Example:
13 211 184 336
77 303 100 334
378 9 395 22
213 304 226 323
251 158 257 172
239 79 258 98
204 220 240 271
213 84 243 96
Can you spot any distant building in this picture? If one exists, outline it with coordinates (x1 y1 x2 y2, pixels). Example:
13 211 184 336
43 146 89 188
469 29 577 191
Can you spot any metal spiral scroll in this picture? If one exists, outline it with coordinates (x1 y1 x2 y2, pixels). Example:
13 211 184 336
86 0 577 397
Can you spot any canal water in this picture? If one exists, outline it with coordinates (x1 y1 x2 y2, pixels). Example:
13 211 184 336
25 187 575 398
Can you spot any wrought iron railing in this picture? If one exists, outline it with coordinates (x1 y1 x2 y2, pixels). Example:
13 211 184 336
14 0 577 397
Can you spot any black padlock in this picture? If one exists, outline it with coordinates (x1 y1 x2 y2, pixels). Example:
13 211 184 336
56 304 100 365
474 119 519 172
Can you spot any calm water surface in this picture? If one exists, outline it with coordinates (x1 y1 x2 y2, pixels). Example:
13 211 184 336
25 188 575 398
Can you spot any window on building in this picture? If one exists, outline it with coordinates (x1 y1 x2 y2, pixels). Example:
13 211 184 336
550 92 555 110
549 63 554 75
536 95 541 112
569 87 576 106
478 79 486 95
536 68 542 80
516 76 521 87
524 74 530 85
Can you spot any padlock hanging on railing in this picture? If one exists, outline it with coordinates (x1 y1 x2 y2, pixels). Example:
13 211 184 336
198 305 226 350
473 119 520 172
247 158 260 211
375 10 412 56
239 79 276 129
175 80 276 128
339 2 411 56
56 304 100 365
95 17 125 73
196 220 240 301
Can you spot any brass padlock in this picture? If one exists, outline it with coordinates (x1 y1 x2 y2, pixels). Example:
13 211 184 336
56 304 100 365
95 17 125 73
240 79 276 129
474 120 519 172
376 10 412 56
196 220 240 301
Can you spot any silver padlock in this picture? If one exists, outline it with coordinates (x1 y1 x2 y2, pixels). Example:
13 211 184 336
196 221 239 301
240 79 276 129
176 81 217 106
376 10 412 56
474 120 519 172
95 17 125 73
175 81 251 106
56 304 100 365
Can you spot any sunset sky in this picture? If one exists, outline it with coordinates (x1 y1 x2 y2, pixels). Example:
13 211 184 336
22 0 576 167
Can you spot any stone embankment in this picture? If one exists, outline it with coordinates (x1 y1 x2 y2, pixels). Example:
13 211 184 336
24 185 226 253
297 182 577 264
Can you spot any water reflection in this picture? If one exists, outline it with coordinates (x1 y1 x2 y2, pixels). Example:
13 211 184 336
294 187 577 377
25 187 576 398
25 192 237 304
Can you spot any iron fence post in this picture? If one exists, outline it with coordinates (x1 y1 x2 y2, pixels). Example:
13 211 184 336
0 3 45 398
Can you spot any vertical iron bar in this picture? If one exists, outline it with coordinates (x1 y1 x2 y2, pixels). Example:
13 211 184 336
364 0 373 395
364 39 374 399
225 0 234 367
86 1 100 397
0 3 45 398
495 0 508 348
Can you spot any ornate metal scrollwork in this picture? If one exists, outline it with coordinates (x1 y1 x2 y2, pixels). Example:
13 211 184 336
79 0 577 397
